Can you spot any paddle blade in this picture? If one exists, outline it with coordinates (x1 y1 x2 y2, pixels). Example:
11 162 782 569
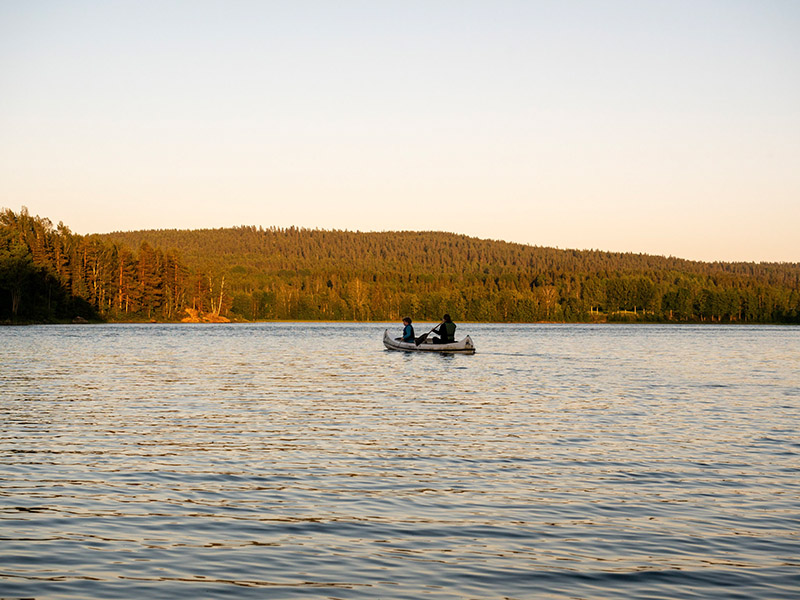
416 322 441 345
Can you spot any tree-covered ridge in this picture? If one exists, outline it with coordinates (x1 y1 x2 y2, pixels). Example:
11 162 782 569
101 225 800 324
2 208 799 324
104 225 798 282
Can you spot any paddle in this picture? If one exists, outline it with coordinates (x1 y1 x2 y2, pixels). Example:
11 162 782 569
415 322 442 346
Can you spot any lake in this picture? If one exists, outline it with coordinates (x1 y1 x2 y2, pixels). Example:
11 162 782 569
1 323 798 599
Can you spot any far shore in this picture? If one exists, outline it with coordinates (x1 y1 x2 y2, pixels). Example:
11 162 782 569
5 316 796 327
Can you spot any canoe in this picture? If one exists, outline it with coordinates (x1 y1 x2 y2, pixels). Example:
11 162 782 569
383 329 476 354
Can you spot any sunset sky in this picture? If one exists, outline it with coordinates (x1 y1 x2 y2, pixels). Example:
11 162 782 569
1 1 798 263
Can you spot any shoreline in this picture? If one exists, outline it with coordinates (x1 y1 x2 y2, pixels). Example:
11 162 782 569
4 318 796 327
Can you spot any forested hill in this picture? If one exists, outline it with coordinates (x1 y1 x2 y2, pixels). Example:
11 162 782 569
101 225 795 282
2 208 798 324
99 226 799 323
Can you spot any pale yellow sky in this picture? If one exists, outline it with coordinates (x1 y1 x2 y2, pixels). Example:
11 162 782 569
1 1 798 262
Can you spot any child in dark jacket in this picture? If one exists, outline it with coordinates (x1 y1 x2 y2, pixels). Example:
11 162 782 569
402 317 415 342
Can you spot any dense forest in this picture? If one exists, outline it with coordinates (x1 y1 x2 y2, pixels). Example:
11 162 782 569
2 207 799 324
1 209 192 323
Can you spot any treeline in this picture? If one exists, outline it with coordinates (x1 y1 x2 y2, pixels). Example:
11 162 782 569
2 208 799 324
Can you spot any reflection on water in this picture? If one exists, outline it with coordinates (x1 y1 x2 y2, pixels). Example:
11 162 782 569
1 323 799 599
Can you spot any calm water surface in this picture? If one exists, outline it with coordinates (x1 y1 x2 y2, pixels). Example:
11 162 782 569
1 323 798 599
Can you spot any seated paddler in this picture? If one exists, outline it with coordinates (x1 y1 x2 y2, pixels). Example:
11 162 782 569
432 314 456 344
401 317 415 342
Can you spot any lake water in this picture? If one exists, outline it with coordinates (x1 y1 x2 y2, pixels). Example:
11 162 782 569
1 323 798 599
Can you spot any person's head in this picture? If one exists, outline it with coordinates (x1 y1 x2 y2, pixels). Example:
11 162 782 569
403 317 412 325
442 314 451 322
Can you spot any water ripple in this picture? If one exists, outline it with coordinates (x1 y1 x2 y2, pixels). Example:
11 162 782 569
1 323 799 599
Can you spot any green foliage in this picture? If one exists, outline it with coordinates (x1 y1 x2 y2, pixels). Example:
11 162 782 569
3 208 799 324
0 209 99 322
0 208 197 323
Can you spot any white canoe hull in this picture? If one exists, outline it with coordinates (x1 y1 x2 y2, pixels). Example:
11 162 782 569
383 329 476 354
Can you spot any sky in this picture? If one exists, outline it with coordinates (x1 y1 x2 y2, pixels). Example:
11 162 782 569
1 1 798 263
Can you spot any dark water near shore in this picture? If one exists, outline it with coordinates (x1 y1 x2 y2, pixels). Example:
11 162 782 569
1 323 798 599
